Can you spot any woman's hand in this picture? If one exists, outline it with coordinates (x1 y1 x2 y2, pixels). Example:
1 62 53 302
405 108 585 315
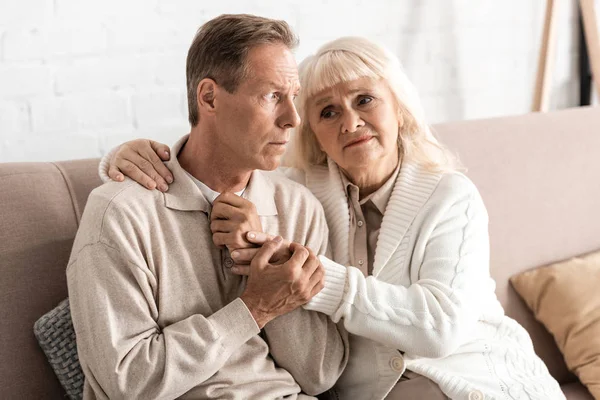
210 193 263 252
108 139 174 192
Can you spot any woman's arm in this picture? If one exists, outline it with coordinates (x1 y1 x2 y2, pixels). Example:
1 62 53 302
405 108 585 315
305 182 490 359
99 139 173 191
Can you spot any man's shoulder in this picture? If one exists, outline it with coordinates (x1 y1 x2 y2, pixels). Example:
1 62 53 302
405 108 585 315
89 178 162 210
260 170 323 210
80 178 164 236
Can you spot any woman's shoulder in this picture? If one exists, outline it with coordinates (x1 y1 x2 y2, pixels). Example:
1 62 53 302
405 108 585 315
276 166 307 185
411 166 484 212
436 170 479 196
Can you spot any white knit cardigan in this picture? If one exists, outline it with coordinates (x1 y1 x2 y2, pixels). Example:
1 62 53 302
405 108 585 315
296 159 565 400
99 153 565 400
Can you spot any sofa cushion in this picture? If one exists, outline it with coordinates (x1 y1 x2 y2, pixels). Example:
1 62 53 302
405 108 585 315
34 298 84 400
510 250 600 399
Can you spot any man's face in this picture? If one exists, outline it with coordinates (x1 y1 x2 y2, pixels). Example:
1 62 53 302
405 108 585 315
215 43 301 171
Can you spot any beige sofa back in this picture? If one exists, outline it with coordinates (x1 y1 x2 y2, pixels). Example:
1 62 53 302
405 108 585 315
0 159 101 399
435 106 600 385
1 107 598 398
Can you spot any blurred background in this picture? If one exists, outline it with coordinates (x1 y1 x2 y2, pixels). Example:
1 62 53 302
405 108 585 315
0 0 590 161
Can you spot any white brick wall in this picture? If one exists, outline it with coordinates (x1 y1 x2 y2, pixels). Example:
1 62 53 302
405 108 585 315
0 0 584 162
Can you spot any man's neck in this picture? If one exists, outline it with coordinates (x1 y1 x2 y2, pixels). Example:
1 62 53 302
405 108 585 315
178 127 252 193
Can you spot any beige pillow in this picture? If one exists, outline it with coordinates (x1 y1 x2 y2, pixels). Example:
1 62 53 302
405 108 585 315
510 250 600 399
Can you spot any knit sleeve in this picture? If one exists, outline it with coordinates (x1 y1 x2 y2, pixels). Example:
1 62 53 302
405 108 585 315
305 185 491 359
98 145 119 183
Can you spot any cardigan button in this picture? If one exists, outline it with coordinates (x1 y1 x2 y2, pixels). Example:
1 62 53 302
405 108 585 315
389 356 404 372
468 390 484 400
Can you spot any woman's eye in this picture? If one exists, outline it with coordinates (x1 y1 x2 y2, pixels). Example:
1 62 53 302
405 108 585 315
320 109 336 119
358 96 373 105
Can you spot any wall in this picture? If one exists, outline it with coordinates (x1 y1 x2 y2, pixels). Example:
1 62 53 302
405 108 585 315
0 0 581 161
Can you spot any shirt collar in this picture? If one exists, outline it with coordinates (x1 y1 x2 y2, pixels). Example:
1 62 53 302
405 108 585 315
163 134 277 216
185 171 245 205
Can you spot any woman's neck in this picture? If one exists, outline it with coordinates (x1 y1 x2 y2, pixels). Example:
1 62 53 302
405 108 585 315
341 154 400 199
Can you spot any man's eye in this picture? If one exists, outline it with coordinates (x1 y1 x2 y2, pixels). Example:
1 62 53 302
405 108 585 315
358 96 373 105
266 93 280 101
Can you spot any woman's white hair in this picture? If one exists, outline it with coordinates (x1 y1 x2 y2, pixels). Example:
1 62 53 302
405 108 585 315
284 36 460 172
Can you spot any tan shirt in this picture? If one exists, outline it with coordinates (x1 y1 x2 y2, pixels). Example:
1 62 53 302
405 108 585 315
67 135 348 400
340 163 400 277
339 163 448 399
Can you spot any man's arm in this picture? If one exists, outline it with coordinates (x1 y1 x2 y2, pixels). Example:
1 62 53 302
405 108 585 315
260 204 349 395
67 242 260 400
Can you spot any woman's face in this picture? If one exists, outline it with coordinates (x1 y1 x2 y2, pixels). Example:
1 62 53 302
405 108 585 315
306 77 401 176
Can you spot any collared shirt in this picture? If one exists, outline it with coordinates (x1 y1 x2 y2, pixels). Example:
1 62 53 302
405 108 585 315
340 161 401 276
67 135 348 400
339 160 447 396
185 171 245 204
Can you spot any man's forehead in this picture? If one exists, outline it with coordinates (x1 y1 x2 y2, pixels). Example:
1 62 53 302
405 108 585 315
245 44 300 88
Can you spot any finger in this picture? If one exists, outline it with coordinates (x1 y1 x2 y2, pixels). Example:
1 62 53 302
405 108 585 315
251 237 285 269
210 219 233 233
125 152 169 192
230 265 250 276
139 146 173 189
118 159 157 190
231 248 259 264
108 165 124 182
212 232 229 248
246 231 273 245
301 251 320 277
286 244 310 269
213 232 252 251
214 192 246 207
309 273 325 298
307 263 324 289
149 140 172 162
211 201 242 221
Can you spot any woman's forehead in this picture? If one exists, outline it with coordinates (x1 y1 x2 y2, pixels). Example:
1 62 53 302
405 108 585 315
309 76 382 104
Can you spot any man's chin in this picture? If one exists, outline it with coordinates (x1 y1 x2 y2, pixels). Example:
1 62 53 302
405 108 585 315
256 156 282 171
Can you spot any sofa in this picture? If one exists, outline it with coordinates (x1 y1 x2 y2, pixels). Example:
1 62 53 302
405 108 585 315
1 106 598 399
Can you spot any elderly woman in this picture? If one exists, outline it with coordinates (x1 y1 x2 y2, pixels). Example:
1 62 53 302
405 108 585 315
100 37 564 400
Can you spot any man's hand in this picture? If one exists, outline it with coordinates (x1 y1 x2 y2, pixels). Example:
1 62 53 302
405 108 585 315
211 193 262 252
230 231 291 275
107 139 174 192
240 237 325 328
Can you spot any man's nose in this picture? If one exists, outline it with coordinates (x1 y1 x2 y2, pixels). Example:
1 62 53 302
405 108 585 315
279 97 301 129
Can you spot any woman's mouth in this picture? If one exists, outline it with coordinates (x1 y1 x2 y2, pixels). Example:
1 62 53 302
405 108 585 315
344 135 373 149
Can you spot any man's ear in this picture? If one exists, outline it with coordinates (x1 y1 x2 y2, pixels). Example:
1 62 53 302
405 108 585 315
196 78 218 115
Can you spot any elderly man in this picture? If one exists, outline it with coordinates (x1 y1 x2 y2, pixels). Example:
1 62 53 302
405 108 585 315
67 14 348 399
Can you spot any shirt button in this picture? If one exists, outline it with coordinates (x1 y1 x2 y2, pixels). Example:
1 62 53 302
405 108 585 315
358 259 364 265
389 356 404 372
357 220 364 227
224 258 234 268
468 390 484 400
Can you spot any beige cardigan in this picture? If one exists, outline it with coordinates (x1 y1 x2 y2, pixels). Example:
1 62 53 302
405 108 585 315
69 136 349 399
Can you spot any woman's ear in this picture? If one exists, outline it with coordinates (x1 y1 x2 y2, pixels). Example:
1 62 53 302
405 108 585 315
397 110 405 129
